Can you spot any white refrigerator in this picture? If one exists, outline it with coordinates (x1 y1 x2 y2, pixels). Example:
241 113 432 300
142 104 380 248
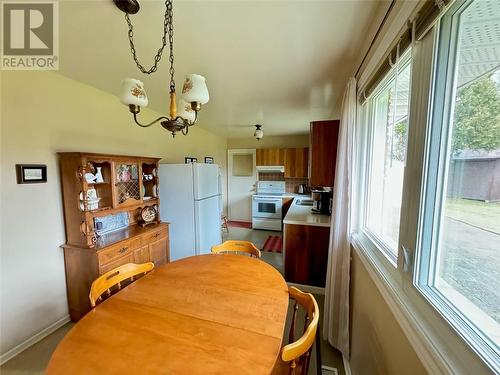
159 163 222 261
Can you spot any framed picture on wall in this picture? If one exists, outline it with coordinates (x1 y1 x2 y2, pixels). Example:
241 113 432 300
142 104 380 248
185 157 198 164
204 157 214 164
16 164 47 184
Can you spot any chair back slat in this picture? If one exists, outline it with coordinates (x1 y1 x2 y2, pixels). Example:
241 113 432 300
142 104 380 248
89 262 154 307
288 302 299 344
211 240 262 258
303 314 310 335
302 347 312 374
281 286 319 375
290 359 297 375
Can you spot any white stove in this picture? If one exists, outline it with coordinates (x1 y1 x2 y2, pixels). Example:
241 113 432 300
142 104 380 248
252 181 286 231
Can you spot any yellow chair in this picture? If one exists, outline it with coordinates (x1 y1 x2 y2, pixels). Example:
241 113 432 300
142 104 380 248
211 240 262 258
89 262 154 308
272 286 320 375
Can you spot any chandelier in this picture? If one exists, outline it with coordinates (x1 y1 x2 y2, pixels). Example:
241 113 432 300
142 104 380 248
115 0 209 137
254 125 264 140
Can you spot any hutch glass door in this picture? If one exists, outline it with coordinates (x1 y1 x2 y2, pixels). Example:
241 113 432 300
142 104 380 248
114 162 141 206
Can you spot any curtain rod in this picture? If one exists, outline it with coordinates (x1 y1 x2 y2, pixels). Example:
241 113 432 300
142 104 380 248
354 0 396 79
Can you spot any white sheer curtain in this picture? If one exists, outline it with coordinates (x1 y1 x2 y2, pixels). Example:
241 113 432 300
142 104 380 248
322 77 357 357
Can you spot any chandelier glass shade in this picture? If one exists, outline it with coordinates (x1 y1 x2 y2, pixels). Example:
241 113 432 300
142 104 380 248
116 0 209 137
119 78 148 107
177 99 196 123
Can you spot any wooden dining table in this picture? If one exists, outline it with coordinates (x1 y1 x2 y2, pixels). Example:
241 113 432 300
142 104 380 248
47 254 290 374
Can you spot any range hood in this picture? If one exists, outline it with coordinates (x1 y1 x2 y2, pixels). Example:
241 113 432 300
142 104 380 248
256 165 285 173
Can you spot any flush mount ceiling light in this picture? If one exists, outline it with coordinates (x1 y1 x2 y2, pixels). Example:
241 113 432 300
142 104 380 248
254 124 264 141
115 0 209 137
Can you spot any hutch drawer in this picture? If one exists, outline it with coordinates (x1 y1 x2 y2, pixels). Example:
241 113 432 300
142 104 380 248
98 237 141 264
142 227 168 243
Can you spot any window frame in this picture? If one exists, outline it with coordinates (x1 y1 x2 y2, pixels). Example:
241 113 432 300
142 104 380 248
414 0 500 367
361 51 413 267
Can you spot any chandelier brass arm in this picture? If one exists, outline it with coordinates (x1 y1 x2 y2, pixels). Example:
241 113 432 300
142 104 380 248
132 114 168 128
128 103 198 137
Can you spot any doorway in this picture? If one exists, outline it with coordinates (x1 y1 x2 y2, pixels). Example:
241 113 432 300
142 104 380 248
227 149 256 222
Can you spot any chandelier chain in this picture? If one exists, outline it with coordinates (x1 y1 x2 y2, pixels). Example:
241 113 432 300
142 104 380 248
125 0 172 76
121 0 203 138
166 0 175 93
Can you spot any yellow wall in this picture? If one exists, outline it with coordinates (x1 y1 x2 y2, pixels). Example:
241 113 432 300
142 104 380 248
349 250 427 374
0 71 227 357
227 134 309 149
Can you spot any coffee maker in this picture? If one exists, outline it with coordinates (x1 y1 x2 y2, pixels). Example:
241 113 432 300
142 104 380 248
311 190 332 215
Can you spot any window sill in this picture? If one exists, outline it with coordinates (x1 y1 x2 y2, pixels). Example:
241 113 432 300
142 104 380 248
361 228 398 267
351 232 495 374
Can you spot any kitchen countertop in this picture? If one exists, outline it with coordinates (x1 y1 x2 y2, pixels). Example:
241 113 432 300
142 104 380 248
253 193 308 199
283 197 331 227
282 193 307 198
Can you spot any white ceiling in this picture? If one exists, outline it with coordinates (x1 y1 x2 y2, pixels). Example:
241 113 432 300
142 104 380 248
458 0 500 87
58 0 386 138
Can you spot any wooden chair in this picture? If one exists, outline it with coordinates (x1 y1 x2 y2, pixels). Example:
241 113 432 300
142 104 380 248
211 240 262 258
221 214 229 233
272 286 320 375
89 262 154 308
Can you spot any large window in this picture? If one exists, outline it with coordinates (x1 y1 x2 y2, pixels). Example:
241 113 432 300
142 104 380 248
418 0 500 366
355 0 500 371
364 52 411 263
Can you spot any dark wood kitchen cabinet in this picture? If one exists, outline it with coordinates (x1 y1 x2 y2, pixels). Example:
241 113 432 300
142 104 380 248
284 147 309 178
309 120 340 187
284 223 330 287
256 148 285 166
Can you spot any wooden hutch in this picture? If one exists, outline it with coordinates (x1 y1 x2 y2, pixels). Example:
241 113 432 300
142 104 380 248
58 152 170 321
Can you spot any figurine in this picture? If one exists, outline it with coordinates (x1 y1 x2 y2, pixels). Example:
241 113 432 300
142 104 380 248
85 173 96 183
94 167 104 183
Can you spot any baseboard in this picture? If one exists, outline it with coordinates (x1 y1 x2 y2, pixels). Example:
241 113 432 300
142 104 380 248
0 314 70 365
287 282 325 295
342 354 352 375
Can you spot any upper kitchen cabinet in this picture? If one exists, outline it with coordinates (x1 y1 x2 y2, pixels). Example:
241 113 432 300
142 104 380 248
309 120 340 187
284 148 309 178
256 148 285 166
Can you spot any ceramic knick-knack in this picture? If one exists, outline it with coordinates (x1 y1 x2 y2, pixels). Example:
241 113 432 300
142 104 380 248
85 172 96 183
94 167 104 183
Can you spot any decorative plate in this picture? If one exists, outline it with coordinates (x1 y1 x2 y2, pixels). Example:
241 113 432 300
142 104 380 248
141 206 157 224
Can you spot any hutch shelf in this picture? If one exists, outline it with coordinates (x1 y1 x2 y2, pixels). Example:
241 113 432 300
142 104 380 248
58 152 170 321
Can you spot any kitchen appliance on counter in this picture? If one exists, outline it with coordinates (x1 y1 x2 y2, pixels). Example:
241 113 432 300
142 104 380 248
298 184 307 194
312 190 332 215
252 181 286 231
159 163 222 261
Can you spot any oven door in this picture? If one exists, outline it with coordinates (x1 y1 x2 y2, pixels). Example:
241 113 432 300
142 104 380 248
252 197 282 219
